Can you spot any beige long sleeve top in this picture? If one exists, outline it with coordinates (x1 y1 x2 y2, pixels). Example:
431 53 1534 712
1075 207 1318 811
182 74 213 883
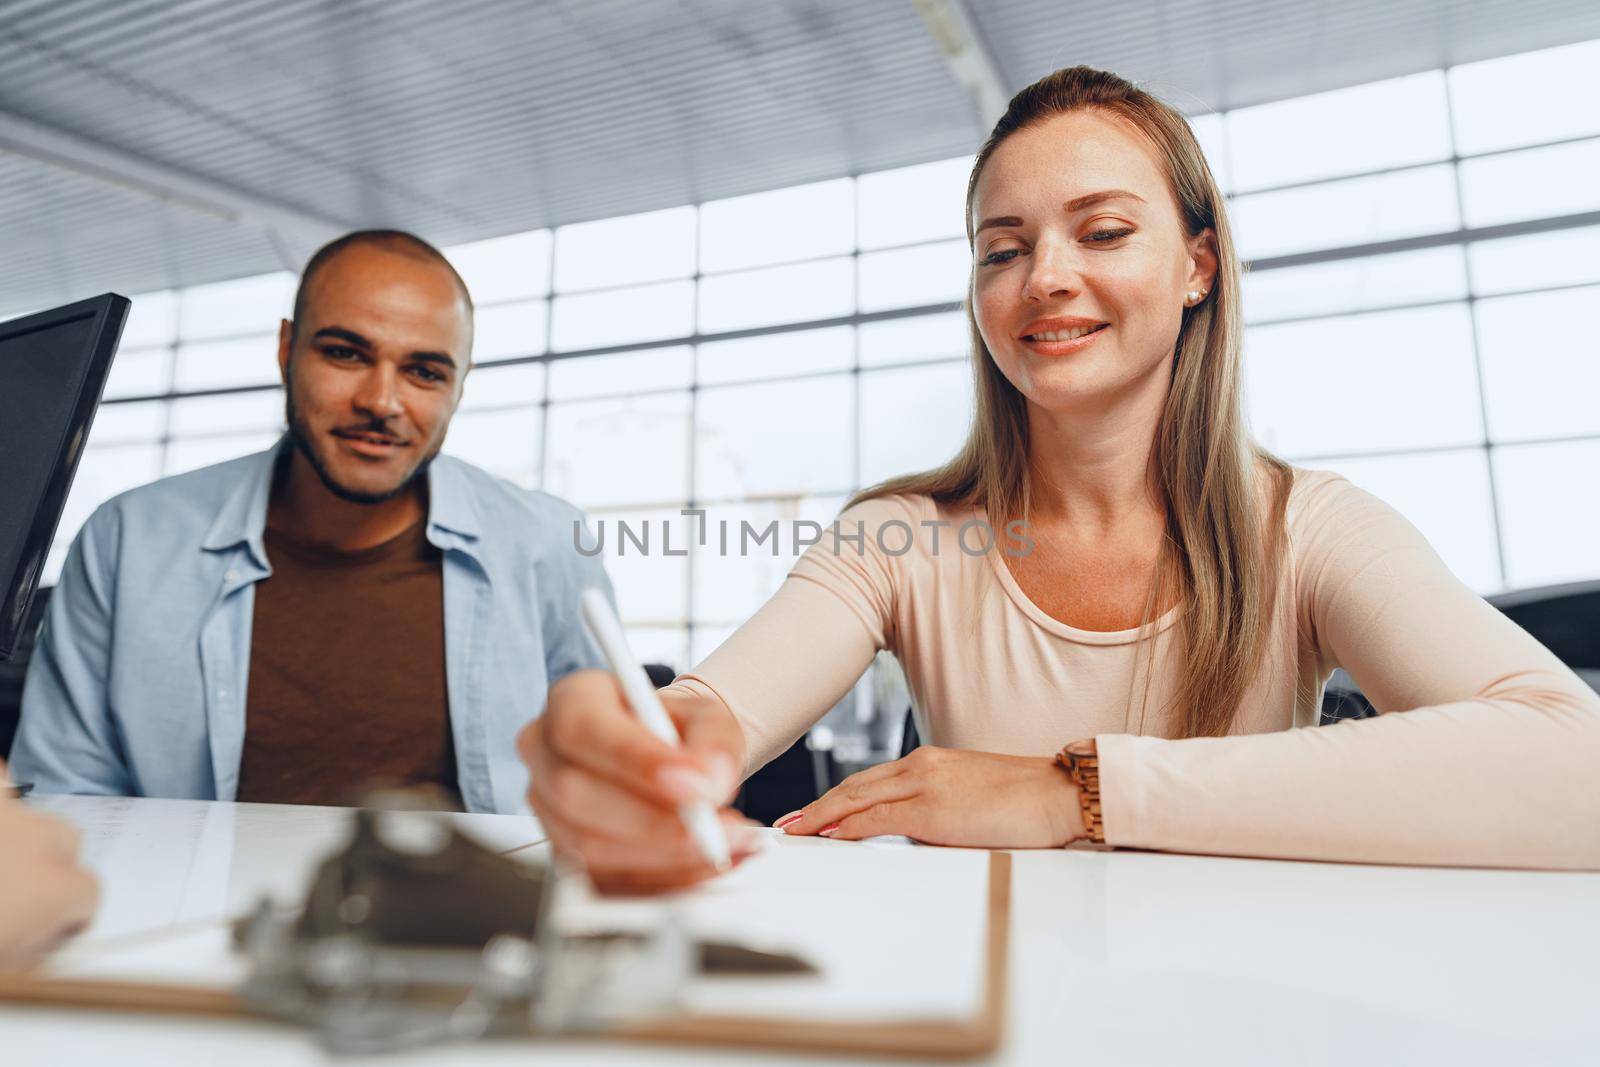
669 470 1600 869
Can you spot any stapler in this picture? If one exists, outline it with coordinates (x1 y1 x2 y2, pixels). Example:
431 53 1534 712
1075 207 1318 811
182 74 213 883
231 793 813 1053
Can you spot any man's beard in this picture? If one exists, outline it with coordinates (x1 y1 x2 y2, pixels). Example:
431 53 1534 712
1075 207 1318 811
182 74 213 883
284 379 437 506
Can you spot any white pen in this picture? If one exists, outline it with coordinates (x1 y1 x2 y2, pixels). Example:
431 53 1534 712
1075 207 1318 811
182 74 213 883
578 586 732 872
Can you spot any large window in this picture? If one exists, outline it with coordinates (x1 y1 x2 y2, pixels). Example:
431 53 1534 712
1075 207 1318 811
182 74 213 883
50 37 1600 668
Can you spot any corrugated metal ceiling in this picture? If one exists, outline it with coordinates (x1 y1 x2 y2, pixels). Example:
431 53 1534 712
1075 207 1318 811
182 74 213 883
980 0 1600 115
3 0 1599 317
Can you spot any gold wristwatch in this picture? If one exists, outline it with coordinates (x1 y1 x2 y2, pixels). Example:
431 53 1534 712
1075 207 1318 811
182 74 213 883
1056 738 1106 846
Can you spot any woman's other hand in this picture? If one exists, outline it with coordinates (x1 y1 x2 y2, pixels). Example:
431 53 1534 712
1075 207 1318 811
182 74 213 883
776 746 1086 848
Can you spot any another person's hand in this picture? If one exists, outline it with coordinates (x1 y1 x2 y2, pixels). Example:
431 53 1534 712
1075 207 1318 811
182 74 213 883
0 763 99 967
518 669 764 894
775 747 1087 848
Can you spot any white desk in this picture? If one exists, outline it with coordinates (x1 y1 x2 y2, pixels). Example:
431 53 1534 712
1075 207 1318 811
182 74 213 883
2 795 1597 1066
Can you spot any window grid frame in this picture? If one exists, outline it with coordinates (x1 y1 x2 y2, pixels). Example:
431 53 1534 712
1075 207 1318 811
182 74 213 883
65 56 1600 627
1442 71 1509 589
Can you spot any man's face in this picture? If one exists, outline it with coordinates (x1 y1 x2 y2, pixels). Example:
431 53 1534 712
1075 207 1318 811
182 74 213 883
278 244 472 505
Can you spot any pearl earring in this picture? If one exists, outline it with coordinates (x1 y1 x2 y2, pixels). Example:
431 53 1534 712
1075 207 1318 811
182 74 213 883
1186 287 1207 304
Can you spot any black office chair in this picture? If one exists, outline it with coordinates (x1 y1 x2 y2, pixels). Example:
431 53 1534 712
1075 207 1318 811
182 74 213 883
642 664 677 690
731 737 822 827
1488 580 1600 691
1318 581 1600 721
1320 669 1377 724
900 710 920 758
0 585 52 760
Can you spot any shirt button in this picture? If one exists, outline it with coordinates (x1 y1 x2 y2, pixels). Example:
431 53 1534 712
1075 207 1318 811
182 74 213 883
217 689 228 700
224 570 238 581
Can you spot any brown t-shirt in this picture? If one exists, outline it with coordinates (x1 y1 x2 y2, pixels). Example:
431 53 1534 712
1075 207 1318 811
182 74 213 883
238 516 457 806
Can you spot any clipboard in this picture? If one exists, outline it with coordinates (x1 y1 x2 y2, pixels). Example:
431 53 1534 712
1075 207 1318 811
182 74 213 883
0 850 1009 1060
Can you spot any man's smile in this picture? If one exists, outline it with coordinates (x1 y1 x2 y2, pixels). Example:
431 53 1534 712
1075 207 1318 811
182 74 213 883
332 428 408 458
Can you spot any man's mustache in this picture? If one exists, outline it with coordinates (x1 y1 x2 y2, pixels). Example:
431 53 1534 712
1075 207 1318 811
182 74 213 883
331 424 407 444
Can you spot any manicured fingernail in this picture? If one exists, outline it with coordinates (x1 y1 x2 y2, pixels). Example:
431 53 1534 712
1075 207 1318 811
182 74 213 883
657 764 714 803
818 823 840 837
774 810 804 829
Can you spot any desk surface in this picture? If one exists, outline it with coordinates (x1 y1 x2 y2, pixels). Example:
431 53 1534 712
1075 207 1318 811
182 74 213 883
2 795 1597 1066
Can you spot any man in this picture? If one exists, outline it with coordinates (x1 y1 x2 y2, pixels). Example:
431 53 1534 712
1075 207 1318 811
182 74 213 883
11 231 611 813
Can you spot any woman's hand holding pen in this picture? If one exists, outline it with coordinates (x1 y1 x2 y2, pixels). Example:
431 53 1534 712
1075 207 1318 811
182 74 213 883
774 746 1088 848
517 670 766 894
0 759 99 967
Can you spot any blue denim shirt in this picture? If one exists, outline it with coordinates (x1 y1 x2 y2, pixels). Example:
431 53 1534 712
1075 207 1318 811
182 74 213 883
11 439 612 813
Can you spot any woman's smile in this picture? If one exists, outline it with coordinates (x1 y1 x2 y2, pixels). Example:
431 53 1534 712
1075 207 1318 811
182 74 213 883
1018 316 1111 356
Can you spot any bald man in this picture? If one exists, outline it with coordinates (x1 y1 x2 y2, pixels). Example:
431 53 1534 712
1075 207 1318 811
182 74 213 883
11 231 612 813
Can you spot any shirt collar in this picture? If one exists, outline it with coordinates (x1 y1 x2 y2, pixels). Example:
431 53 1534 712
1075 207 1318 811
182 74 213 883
200 436 483 567
422 453 483 550
199 438 284 570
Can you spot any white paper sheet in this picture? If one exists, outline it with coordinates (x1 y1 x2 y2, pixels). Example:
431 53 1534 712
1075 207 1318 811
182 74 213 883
30 798 991 1027
559 831 991 1024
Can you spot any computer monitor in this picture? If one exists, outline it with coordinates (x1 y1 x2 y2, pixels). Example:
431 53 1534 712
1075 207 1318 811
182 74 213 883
0 294 129 660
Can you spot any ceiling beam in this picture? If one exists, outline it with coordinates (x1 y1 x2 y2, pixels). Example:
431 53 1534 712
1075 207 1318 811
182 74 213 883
912 0 1010 130
0 108 354 270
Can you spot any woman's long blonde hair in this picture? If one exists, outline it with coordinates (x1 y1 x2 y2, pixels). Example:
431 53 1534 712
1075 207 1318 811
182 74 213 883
852 66 1292 738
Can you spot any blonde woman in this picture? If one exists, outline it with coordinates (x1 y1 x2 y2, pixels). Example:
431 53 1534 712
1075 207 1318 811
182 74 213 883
518 66 1600 893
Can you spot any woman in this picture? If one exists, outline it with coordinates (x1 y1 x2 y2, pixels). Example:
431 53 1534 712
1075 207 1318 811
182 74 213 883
518 66 1600 893
0 761 98 966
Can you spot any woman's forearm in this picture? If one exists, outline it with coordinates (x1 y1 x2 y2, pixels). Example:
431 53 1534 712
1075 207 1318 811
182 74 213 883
1096 684 1600 869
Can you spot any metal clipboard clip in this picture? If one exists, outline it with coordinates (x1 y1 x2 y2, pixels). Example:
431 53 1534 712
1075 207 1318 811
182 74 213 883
230 794 813 1054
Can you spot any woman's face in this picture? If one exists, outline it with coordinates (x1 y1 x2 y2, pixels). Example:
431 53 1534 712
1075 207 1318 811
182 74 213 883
969 109 1215 418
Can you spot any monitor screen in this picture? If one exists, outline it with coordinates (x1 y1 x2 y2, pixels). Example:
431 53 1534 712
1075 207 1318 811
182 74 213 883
0 294 128 659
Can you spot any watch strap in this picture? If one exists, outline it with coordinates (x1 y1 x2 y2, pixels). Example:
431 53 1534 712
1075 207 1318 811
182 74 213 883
1056 739 1106 846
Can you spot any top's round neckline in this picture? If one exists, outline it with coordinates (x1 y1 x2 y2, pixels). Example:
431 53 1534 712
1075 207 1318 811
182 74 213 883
978 511 1184 646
